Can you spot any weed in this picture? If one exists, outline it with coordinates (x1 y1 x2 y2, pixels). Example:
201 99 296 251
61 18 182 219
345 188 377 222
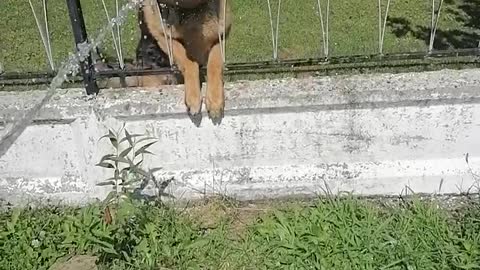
1 196 480 269
96 125 161 222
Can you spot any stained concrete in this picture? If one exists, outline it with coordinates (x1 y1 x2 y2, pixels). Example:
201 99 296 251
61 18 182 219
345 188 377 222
1 68 480 205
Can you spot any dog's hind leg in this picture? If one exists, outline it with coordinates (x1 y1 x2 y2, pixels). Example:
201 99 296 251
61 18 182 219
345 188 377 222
206 42 224 121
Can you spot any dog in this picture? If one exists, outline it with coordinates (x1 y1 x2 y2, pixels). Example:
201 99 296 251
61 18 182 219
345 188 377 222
138 0 233 122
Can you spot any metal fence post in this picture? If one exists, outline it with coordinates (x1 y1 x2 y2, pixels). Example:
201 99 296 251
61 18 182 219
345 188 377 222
65 0 99 95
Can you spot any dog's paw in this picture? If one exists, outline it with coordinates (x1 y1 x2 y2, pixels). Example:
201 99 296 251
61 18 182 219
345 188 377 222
205 95 224 124
185 89 202 116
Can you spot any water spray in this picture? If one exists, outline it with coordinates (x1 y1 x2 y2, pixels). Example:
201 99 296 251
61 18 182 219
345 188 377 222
0 0 144 158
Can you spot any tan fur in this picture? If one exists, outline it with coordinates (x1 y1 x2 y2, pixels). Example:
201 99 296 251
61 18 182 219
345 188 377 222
101 74 175 88
141 0 232 119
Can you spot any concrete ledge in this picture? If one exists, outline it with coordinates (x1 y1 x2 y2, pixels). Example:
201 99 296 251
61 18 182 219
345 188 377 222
1 69 480 205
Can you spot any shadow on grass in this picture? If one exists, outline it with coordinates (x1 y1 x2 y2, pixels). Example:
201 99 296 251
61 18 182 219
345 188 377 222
386 0 480 50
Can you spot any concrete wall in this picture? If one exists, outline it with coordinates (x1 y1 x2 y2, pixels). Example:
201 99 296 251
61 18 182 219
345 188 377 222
1 69 480 205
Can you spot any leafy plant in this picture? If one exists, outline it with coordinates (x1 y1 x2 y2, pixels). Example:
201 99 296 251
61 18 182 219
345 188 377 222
2 196 480 269
96 125 162 221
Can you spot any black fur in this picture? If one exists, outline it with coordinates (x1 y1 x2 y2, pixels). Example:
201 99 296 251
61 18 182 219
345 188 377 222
135 8 171 69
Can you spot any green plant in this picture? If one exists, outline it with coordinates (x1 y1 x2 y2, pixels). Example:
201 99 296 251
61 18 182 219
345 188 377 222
96 125 161 217
0 206 114 270
2 196 480 269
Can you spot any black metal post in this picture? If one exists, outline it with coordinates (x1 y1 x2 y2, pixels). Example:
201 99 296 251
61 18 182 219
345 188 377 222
65 0 99 95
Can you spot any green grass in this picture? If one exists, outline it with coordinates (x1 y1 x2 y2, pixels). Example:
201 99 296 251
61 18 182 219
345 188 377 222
1 196 480 269
0 0 479 72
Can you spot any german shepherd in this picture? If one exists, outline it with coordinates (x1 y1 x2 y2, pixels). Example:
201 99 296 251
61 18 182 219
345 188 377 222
137 0 232 122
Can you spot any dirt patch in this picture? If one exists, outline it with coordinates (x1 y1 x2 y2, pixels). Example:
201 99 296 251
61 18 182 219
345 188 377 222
181 196 315 239
49 255 98 270
180 193 480 238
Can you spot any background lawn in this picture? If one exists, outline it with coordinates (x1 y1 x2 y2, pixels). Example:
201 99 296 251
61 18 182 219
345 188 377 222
1 196 480 269
0 0 479 73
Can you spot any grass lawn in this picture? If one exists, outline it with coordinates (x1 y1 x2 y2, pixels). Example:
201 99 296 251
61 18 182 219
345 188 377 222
1 196 480 269
0 0 479 73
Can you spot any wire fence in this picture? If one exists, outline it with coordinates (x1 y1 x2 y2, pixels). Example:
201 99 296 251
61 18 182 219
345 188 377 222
1 0 480 91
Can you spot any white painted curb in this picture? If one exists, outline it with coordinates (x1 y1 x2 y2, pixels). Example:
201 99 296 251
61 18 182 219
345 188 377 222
1 68 480 205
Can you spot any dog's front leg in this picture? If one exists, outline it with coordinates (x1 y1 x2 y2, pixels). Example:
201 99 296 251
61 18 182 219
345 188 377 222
170 42 202 116
142 4 202 115
206 42 224 121
158 38 201 115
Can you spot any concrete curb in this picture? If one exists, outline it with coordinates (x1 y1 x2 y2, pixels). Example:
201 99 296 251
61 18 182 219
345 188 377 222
1 68 480 205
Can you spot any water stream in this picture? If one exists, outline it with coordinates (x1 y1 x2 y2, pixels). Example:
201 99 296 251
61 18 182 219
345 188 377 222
0 0 144 158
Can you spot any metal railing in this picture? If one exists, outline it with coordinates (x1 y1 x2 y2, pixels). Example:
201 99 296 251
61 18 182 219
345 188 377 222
1 0 480 94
